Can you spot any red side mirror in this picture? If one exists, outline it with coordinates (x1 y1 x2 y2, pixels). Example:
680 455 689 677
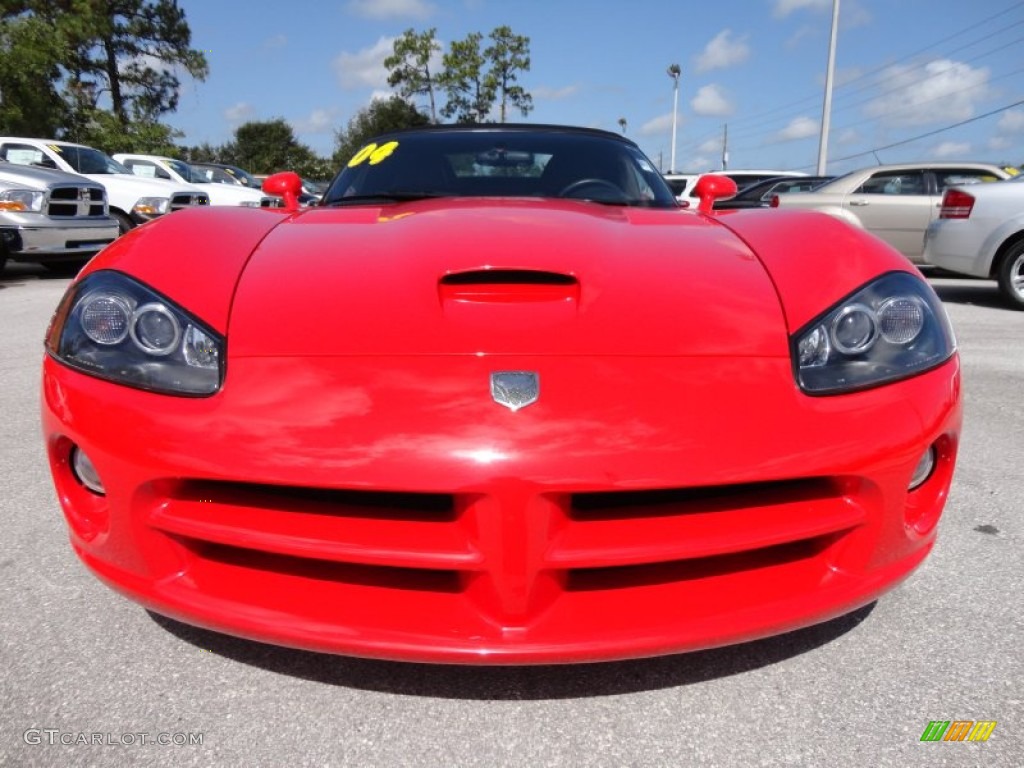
262 171 303 211
693 174 738 214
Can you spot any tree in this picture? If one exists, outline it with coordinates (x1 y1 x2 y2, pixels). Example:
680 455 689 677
223 119 326 177
439 32 493 123
332 96 429 168
483 25 532 122
3 0 207 132
384 28 442 123
0 11 68 135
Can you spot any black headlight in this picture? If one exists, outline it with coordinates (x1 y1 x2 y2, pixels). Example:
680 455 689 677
793 271 955 395
46 271 224 396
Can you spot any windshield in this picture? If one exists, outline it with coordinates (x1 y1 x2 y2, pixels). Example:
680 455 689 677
55 144 131 175
323 129 678 208
166 158 208 183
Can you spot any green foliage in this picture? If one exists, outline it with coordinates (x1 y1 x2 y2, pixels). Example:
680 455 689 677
222 119 326 178
0 0 207 138
382 25 532 125
0 12 68 135
384 28 442 123
63 108 182 154
439 32 493 124
483 25 533 122
332 96 429 169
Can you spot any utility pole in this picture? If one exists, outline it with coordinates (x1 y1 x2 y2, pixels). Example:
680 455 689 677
722 124 729 170
817 0 840 175
667 64 681 172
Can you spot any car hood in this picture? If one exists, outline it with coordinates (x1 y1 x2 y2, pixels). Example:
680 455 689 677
0 162 96 190
226 199 789 358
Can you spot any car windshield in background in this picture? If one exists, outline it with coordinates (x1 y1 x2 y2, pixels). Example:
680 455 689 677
56 145 131 175
323 127 678 208
166 158 208 184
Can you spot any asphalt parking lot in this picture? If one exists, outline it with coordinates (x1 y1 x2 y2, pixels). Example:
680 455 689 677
1 262 1020 767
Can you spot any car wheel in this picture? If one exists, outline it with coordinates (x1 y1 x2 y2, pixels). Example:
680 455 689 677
996 241 1024 309
113 211 134 236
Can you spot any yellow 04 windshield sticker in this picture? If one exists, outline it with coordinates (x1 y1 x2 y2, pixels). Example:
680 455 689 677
348 141 399 168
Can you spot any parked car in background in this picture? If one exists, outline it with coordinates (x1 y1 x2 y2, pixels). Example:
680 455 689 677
924 174 1024 308
663 172 701 201
771 162 1017 263
113 154 277 208
714 175 834 210
191 162 263 189
0 137 209 234
667 170 808 205
0 161 117 274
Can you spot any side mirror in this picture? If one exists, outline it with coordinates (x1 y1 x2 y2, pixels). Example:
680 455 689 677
693 174 738 214
262 171 303 211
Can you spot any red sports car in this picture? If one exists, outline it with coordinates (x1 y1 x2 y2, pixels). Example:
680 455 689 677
41 125 961 664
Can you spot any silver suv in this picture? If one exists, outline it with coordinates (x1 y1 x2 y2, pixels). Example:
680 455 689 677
0 161 118 273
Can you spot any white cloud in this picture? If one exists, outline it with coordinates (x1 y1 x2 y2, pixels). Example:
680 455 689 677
997 109 1024 133
698 138 723 154
224 102 255 123
293 108 338 134
988 136 1011 151
836 128 860 146
639 113 677 137
333 37 396 90
864 59 990 127
263 35 287 50
695 30 750 73
932 141 971 158
533 85 580 101
347 0 434 19
774 0 870 26
774 0 832 17
691 84 733 117
776 116 819 141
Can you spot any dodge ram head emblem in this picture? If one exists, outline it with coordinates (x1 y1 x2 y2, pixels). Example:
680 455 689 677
490 371 539 411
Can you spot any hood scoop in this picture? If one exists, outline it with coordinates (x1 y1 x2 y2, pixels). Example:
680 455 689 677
439 269 580 304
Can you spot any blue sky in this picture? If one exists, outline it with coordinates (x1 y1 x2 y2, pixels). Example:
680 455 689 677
171 0 1024 175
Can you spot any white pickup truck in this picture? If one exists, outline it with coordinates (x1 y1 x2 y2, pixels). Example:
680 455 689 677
0 137 209 234
0 161 118 274
113 153 277 207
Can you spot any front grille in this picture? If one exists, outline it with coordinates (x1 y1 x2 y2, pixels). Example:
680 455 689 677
146 476 864 601
46 185 107 218
170 193 210 211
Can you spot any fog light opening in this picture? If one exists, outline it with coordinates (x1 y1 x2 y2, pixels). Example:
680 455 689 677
908 446 936 491
71 446 106 496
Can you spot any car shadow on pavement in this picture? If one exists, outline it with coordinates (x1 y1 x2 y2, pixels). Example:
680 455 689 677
928 279 1010 310
149 603 875 699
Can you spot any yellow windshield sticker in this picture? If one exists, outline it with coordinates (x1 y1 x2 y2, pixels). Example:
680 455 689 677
348 141 399 168
49 144 63 153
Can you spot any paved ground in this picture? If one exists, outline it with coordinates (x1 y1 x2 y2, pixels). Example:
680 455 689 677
1 262 1020 767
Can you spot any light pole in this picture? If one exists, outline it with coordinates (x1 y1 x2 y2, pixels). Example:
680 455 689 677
817 0 840 175
667 64 681 172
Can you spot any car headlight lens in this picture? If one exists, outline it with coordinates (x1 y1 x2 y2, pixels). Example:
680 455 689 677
46 271 224 396
132 197 170 215
0 189 45 212
793 272 955 394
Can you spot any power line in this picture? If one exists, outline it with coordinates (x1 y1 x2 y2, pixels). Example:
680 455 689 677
815 98 1024 166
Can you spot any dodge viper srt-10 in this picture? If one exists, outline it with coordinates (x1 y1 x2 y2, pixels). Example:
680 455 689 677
41 125 961 664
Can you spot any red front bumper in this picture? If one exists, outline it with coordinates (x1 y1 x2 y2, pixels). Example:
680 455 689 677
42 354 961 664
